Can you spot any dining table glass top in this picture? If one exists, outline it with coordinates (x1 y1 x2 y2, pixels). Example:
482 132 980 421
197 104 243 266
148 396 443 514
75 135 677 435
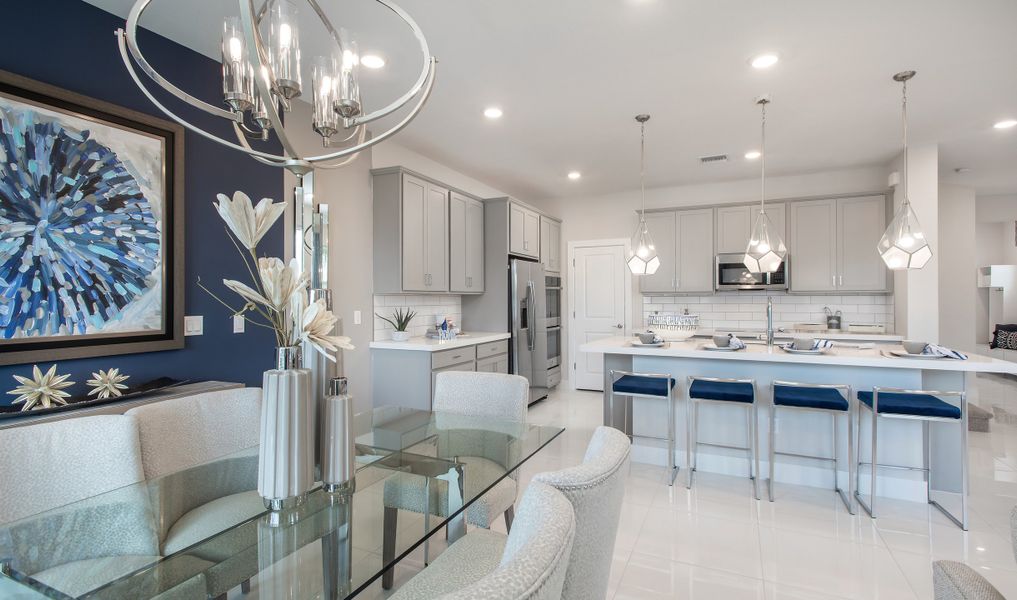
0 407 564 600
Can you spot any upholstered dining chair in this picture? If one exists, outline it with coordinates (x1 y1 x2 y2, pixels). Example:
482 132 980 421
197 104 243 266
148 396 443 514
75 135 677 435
0 415 163 596
125 387 263 598
531 426 631 600
382 372 529 589
933 505 1017 599
388 481 576 600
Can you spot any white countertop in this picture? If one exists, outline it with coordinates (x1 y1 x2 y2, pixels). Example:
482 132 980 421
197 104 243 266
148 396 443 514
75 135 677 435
581 336 1017 374
691 328 903 342
369 332 510 352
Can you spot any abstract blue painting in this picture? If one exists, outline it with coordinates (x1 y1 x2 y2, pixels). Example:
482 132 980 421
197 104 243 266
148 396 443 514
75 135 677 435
0 81 170 349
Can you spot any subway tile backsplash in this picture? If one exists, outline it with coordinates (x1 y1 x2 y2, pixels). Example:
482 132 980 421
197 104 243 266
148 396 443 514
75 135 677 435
642 291 894 332
373 295 463 340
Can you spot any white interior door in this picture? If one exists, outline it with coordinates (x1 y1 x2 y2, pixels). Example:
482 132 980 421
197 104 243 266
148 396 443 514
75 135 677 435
572 243 627 391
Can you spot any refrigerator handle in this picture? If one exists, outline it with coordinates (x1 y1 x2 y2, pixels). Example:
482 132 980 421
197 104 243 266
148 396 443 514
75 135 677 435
526 280 536 351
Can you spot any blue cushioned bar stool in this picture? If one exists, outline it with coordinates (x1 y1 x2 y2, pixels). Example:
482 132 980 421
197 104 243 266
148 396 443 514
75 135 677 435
686 376 759 499
769 380 855 513
855 387 968 530
609 370 678 485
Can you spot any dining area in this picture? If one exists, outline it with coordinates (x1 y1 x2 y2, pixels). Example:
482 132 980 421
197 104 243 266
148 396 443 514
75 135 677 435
0 372 630 600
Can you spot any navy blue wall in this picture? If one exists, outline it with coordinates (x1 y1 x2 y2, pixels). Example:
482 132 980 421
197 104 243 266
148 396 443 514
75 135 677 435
0 0 285 403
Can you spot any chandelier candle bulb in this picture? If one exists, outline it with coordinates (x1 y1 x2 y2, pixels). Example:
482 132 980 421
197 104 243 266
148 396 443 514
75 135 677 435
221 17 252 112
268 0 302 100
312 56 340 140
321 377 356 494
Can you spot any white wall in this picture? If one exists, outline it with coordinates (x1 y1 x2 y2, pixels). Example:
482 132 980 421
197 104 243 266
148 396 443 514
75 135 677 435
938 183 977 352
372 141 509 199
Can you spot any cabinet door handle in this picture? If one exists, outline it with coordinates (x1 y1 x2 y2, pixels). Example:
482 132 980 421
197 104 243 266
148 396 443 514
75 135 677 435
839 275 843 287
832 275 836 288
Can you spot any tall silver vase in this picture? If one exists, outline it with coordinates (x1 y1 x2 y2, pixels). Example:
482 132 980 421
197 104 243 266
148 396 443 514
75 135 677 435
259 346 315 511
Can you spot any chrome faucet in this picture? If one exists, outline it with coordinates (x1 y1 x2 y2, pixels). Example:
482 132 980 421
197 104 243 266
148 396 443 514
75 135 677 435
766 296 774 347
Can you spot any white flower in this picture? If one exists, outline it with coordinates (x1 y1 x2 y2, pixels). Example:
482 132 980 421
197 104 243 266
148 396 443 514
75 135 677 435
298 298 354 361
7 365 74 411
86 368 130 400
258 257 308 312
223 279 272 310
213 191 286 250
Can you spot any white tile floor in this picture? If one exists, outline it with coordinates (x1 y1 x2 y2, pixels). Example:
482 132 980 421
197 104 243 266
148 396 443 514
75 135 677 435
362 373 1017 599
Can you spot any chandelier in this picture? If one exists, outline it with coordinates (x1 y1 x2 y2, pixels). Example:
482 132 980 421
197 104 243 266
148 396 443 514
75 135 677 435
743 96 787 273
628 114 660 276
877 70 932 270
115 0 437 175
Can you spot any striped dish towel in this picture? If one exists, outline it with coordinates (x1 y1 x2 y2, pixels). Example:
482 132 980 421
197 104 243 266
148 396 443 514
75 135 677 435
923 344 968 360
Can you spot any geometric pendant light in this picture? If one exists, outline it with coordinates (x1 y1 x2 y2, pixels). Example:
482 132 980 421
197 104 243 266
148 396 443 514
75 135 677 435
877 71 932 270
743 96 787 273
628 114 660 275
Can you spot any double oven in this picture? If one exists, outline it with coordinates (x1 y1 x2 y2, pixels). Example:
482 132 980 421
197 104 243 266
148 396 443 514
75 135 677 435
545 274 562 388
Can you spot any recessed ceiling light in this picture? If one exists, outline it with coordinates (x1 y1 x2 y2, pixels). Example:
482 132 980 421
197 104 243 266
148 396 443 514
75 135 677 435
751 53 779 69
567 171 582 180
361 54 385 69
483 107 503 119
994 119 1017 129
744 150 761 160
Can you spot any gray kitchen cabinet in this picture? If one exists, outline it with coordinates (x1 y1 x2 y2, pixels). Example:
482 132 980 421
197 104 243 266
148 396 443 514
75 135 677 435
639 209 714 293
450 192 485 293
476 354 510 373
639 211 678 293
509 202 540 258
540 216 562 273
421 181 450 291
715 203 786 255
789 199 838 292
789 195 889 293
837 195 888 291
677 208 715 292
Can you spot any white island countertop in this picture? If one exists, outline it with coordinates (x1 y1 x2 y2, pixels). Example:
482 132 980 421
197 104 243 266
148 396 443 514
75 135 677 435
690 328 903 343
370 331 510 352
581 336 1017 375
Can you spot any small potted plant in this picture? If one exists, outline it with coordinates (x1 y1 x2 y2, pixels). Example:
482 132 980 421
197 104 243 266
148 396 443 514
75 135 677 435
377 308 416 341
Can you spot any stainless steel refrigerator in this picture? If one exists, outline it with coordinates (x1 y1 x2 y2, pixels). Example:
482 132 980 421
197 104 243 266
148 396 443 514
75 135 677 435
510 259 549 404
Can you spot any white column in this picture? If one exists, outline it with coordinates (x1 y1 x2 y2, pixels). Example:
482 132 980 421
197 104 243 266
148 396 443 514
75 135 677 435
938 183 977 352
890 144 940 342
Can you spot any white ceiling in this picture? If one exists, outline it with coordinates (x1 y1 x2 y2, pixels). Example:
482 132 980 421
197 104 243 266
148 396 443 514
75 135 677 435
86 0 1017 201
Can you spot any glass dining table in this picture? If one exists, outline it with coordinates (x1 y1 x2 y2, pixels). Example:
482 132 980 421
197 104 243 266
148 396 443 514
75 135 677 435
0 407 564 600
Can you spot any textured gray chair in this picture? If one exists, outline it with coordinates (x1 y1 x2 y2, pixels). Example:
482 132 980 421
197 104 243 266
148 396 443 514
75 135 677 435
382 372 528 589
389 481 576 600
125 388 263 598
0 415 163 596
932 505 1017 599
531 426 631 600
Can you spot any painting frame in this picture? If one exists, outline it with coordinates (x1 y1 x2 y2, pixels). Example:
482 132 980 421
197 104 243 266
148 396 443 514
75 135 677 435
0 69 184 366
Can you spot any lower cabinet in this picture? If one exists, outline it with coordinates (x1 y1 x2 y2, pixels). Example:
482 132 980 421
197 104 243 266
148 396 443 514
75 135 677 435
371 338 510 411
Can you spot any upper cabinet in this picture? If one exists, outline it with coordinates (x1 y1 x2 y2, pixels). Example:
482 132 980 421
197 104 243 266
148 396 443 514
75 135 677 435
715 203 786 255
540 216 562 273
373 167 481 294
450 192 485 293
638 208 714 294
789 195 889 293
509 203 540 258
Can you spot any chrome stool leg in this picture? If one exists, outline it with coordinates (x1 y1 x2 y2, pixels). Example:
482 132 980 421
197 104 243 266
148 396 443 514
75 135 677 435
609 370 679 485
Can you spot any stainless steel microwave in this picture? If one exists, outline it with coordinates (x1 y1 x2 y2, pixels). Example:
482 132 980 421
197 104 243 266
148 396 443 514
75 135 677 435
715 253 789 291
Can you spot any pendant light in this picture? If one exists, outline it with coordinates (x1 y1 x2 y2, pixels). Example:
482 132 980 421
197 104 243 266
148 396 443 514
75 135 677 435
627 114 660 275
743 96 787 273
878 70 932 270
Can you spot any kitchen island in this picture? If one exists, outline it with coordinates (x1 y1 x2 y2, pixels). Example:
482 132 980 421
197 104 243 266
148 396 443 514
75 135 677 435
580 336 1017 503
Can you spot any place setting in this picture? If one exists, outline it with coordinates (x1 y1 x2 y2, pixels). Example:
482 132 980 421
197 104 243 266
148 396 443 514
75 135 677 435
779 336 836 355
630 331 668 348
881 340 969 360
702 333 748 351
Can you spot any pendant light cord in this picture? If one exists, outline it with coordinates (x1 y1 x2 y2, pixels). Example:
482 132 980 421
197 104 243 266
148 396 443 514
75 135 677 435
760 101 767 213
640 121 646 221
901 77 909 206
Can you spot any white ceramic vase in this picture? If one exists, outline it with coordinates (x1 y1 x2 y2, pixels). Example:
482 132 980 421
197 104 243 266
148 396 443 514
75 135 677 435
391 331 410 341
258 346 315 511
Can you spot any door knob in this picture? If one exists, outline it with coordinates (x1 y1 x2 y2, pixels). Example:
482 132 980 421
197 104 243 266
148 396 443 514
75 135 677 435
615 324 623 329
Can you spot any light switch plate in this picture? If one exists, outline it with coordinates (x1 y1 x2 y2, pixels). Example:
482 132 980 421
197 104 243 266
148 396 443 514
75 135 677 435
353 310 362 325
233 315 245 333
184 315 204 336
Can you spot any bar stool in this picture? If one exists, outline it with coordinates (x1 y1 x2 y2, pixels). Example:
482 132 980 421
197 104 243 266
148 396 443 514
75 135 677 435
686 376 759 499
855 387 968 530
608 370 678 485
769 380 855 513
